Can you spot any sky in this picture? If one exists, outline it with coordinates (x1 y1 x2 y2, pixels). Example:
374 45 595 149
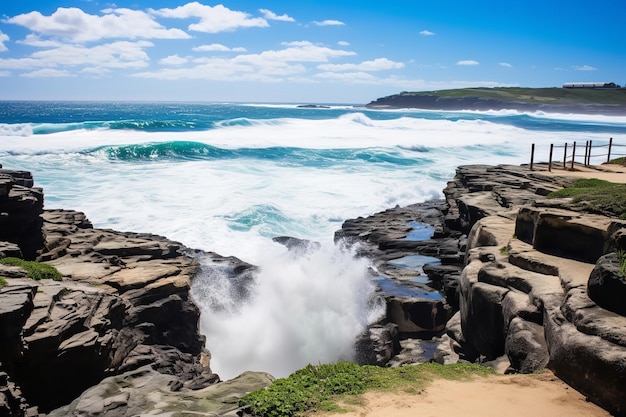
0 0 624 103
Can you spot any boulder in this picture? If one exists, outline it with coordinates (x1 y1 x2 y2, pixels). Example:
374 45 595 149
588 252 626 316
505 317 549 373
354 323 401 366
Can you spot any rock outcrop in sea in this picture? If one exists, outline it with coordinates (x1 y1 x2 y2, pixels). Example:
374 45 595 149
2 163 626 416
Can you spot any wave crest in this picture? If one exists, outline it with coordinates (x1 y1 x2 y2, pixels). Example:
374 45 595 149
0 123 33 137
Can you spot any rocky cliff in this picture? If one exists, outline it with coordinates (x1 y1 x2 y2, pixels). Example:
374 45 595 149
337 164 626 416
0 168 272 416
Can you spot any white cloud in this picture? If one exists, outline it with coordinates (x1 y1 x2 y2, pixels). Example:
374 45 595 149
160 54 189 65
259 9 295 22
313 72 431 90
315 71 378 83
573 65 597 71
153 2 268 33
21 68 73 78
133 41 355 81
33 41 153 68
457 60 479 66
313 20 345 26
338 41 350 46
499 62 512 68
134 58 307 82
235 41 355 64
0 31 9 52
79 67 112 77
0 40 153 71
193 43 247 52
16 34 62 48
0 71 10 76
419 30 434 36
0 57 42 70
7 7 189 42
318 58 404 72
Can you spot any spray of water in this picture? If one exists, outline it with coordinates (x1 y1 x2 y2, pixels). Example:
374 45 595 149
190 240 384 380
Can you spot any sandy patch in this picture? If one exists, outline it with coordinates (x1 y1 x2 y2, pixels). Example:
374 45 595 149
534 162 626 183
315 371 611 417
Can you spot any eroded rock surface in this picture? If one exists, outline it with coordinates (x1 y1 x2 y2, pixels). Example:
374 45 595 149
0 169 272 416
338 164 626 416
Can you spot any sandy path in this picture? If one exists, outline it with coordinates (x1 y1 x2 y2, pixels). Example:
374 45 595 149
535 162 626 183
315 371 611 417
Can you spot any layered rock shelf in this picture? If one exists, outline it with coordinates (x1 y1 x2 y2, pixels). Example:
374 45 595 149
0 169 272 416
337 164 626 416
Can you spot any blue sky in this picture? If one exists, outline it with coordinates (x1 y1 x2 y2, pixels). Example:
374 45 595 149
0 0 624 103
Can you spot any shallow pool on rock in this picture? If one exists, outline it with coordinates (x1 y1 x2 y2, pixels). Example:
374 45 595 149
404 221 435 241
388 254 441 274
373 276 444 300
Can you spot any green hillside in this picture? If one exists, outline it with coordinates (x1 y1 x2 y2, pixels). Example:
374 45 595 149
404 87 626 105
366 87 626 114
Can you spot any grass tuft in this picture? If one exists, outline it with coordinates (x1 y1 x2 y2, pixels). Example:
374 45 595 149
608 157 626 166
547 178 626 219
239 362 494 417
0 276 7 288
0 257 62 281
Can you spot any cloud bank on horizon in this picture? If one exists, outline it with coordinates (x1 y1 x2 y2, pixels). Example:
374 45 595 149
0 0 623 103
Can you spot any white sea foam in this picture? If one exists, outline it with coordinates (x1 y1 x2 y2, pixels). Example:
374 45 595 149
191 242 384 380
0 123 33 137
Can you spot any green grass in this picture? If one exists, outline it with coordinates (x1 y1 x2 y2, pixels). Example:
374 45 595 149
0 257 62 281
0 277 7 288
547 178 626 219
608 157 626 166
239 362 495 417
397 87 626 105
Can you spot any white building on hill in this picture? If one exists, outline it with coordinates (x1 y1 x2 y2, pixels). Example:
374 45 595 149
563 82 621 89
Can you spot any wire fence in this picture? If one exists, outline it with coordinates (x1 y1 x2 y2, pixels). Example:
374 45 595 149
529 138 626 171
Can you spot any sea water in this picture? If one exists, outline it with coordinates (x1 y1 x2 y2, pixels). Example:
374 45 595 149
1 101 625 379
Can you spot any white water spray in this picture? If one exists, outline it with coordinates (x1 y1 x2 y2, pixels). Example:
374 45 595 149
190 240 384 380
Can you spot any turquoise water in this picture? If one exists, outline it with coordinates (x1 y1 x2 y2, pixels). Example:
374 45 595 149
1 101 624 379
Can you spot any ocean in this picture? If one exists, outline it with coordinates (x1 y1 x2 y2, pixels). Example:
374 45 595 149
1 101 625 379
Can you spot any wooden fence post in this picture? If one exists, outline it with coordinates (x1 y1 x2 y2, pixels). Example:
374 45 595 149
571 141 576 170
588 140 593 165
548 144 554 172
530 143 535 170
607 137 613 163
563 143 568 169
584 141 589 167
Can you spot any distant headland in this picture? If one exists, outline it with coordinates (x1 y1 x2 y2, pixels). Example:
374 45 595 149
365 87 626 115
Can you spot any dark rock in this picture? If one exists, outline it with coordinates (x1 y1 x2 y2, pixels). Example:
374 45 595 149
272 236 321 255
386 296 451 335
463 282 508 359
355 323 401 366
545 309 626 417
505 317 549 373
588 252 626 316
0 170 44 260
515 207 610 263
